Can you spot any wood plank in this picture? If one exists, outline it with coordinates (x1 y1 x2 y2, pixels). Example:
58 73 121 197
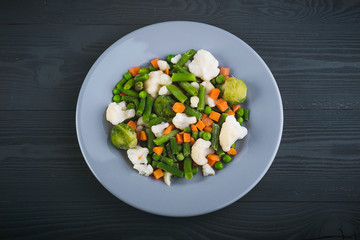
0 0 359 25
0 25 359 111
1 110 359 202
0 201 359 239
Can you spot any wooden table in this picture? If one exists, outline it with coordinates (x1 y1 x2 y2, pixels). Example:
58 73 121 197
1 1 359 239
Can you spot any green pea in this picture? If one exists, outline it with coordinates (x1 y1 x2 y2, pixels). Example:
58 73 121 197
123 72 132 80
237 117 244 124
150 113 157 120
176 153 185 161
216 75 225 84
113 88 120 95
139 91 148 99
152 153 161 161
214 161 223 170
113 95 121 103
222 154 232 163
183 126 191 133
204 106 212 115
203 132 211 141
237 108 244 118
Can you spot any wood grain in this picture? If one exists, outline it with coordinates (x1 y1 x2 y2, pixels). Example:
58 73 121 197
0 25 359 111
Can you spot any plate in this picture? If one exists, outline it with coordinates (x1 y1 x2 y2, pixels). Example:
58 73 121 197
76 21 283 217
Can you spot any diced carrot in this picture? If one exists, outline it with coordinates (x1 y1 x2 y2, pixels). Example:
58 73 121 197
196 120 205 131
209 88 220 100
220 67 230 76
127 120 137 131
136 132 141 139
153 168 164 179
151 58 159 68
164 67 169 75
227 148 237 155
163 123 175 135
204 126 212 133
191 124 198 132
232 105 241 113
153 146 163 155
209 111 221 122
227 110 235 116
128 66 140 76
175 133 183 144
179 131 184 135
193 161 199 167
202 117 213 127
183 133 191 143
207 158 216 167
139 131 147 141
119 92 127 97
225 75 229 81
172 102 185 113
202 113 208 119
207 154 220 162
190 137 195 146
216 98 229 112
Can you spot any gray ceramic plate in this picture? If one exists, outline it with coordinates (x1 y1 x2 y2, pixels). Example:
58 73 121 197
76 21 283 217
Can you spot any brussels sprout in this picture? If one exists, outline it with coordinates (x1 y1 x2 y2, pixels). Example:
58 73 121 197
110 123 137 149
221 77 247 105
153 95 176 118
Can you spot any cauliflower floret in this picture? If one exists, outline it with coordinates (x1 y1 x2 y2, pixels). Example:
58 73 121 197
191 138 214 166
151 122 169 138
106 101 135 125
201 81 215 94
163 171 172 186
144 70 172 98
191 82 200 90
219 115 248 152
202 164 215 176
133 164 153 176
157 60 170 71
206 96 216 107
127 146 149 165
127 146 153 176
171 54 181 64
172 113 197 130
137 116 148 127
190 96 199 108
188 49 220 81
158 85 171 96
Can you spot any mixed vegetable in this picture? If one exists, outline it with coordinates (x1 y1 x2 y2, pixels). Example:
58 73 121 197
106 49 249 186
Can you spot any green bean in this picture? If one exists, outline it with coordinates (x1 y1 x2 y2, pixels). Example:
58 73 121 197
152 160 159 168
192 167 198 175
217 149 225 158
192 131 198 140
183 126 191 133
134 73 149 81
153 129 180 145
166 54 174 64
210 79 216 86
170 137 179 154
121 96 139 109
244 109 249 121
161 144 167 156
113 88 120 95
148 66 157 71
121 89 139 98
171 73 196 82
177 144 183 153
173 64 189 73
199 131 205 138
177 49 195 66
149 113 157 120
148 117 166 127
113 95 121 103
139 91 147 99
166 143 177 163
210 123 220 151
156 162 184 178
134 81 144 91
237 108 244 118
218 113 228 125
197 85 206 111
184 104 202 119
176 153 185 161
172 163 179 169
127 103 135 109
178 81 198 96
138 67 150 74
152 153 161 161
116 78 127 89
124 78 135 90
147 155 152 164
142 96 154 122
136 97 146 117
123 72 132 80
184 157 193 180
166 85 188 103
183 142 191 157
231 142 236 148
145 128 155 154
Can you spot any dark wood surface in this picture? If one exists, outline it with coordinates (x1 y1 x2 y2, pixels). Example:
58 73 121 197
1 1 359 239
